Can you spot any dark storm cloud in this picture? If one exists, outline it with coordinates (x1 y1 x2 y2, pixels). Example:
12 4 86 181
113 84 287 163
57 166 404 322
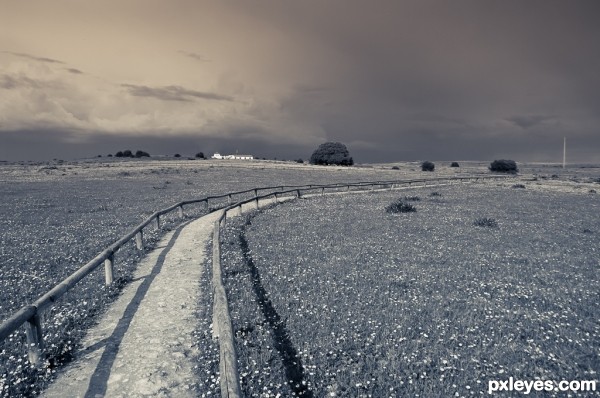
2 51 65 64
506 115 555 130
178 50 211 62
121 84 234 102
0 74 63 90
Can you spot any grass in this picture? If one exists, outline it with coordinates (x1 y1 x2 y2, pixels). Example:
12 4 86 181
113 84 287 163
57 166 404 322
220 185 600 397
0 159 408 397
473 217 498 228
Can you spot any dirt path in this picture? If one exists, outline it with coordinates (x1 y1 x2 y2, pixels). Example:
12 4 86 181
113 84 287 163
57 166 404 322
42 211 222 398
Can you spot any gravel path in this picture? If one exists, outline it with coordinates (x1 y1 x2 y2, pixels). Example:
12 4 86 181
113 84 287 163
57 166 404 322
42 211 222 398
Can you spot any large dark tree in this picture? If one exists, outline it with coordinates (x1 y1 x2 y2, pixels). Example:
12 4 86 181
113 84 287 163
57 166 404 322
309 142 353 166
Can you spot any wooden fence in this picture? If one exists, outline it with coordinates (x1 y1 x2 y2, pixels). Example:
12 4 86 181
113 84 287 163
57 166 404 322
0 175 511 395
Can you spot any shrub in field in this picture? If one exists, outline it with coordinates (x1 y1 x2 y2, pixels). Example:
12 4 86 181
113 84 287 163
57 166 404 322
135 150 150 158
403 196 421 201
512 184 526 189
296 158 304 163
430 191 442 197
386 199 417 213
421 161 435 171
391 166 400 170
489 159 518 174
115 151 124 157
473 217 498 228
174 153 181 158
122 150 133 158
309 142 353 166
107 154 113 157
195 152 205 159
450 161 460 167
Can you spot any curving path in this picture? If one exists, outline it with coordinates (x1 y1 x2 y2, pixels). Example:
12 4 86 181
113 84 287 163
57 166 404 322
42 211 222 398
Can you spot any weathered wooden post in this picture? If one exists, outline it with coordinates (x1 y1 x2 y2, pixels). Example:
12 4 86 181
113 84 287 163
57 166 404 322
228 194 233 204
296 189 301 198
135 230 143 250
104 253 114 285
25 313 44 367
178 205 184 219
155 215 161 230
321 187 325 196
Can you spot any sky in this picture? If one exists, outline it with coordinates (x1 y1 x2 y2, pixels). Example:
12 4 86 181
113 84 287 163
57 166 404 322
1 0 599 163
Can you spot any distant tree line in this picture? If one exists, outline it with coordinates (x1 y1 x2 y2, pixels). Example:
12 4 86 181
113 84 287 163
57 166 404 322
114 150 150 158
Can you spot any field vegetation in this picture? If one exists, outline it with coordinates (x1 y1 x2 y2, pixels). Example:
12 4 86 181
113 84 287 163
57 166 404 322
220 183 599 397
0 159 598 396
0 158 415 396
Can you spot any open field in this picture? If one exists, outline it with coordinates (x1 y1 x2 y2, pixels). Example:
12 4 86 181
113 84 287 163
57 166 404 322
0 158 598 396
220 180 599 397
0 158 492 396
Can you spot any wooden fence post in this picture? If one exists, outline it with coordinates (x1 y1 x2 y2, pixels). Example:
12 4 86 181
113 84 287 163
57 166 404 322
155 215 160 230
178 205 184 219
135 230 143 250
25 313 44 367
296 189 301 198
104 254 114 285
228 194 233 204
321 187 325 196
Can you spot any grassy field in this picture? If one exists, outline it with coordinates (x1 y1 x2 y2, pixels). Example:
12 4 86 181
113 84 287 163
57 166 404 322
0 158 416 397
0 158 597 396
220 180 599 397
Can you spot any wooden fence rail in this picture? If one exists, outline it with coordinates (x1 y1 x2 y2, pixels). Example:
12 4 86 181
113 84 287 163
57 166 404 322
0 174 511 378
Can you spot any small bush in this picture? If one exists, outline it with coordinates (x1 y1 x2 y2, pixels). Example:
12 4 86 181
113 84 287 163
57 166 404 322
590 189 597 194
195 152 205 159
174 153 181 158
512 184 526 189
122 150 133 158
403 196 421 201
115 151 124 157
474 217 498 228
386 199 417 214
430 192 442 197
392 166 400 170
489 159 518 174
450 162 460 167
296 158 304 163
107 154 113 157
421 161 435 172
135 150 150 158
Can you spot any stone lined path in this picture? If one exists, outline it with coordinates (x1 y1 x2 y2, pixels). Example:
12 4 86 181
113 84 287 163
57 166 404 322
42 211 222 398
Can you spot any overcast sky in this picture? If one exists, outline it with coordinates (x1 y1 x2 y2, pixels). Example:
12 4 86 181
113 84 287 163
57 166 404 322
1 0 599 163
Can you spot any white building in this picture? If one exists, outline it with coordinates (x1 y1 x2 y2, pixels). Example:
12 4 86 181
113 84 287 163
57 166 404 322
211 153 253 160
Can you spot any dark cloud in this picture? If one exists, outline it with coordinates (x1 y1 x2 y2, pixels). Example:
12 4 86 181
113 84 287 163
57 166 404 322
0 74 63 90
121 84 234 102
178 50 211 62
506 115 555 130
2 51 65 64
66 68 83 74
